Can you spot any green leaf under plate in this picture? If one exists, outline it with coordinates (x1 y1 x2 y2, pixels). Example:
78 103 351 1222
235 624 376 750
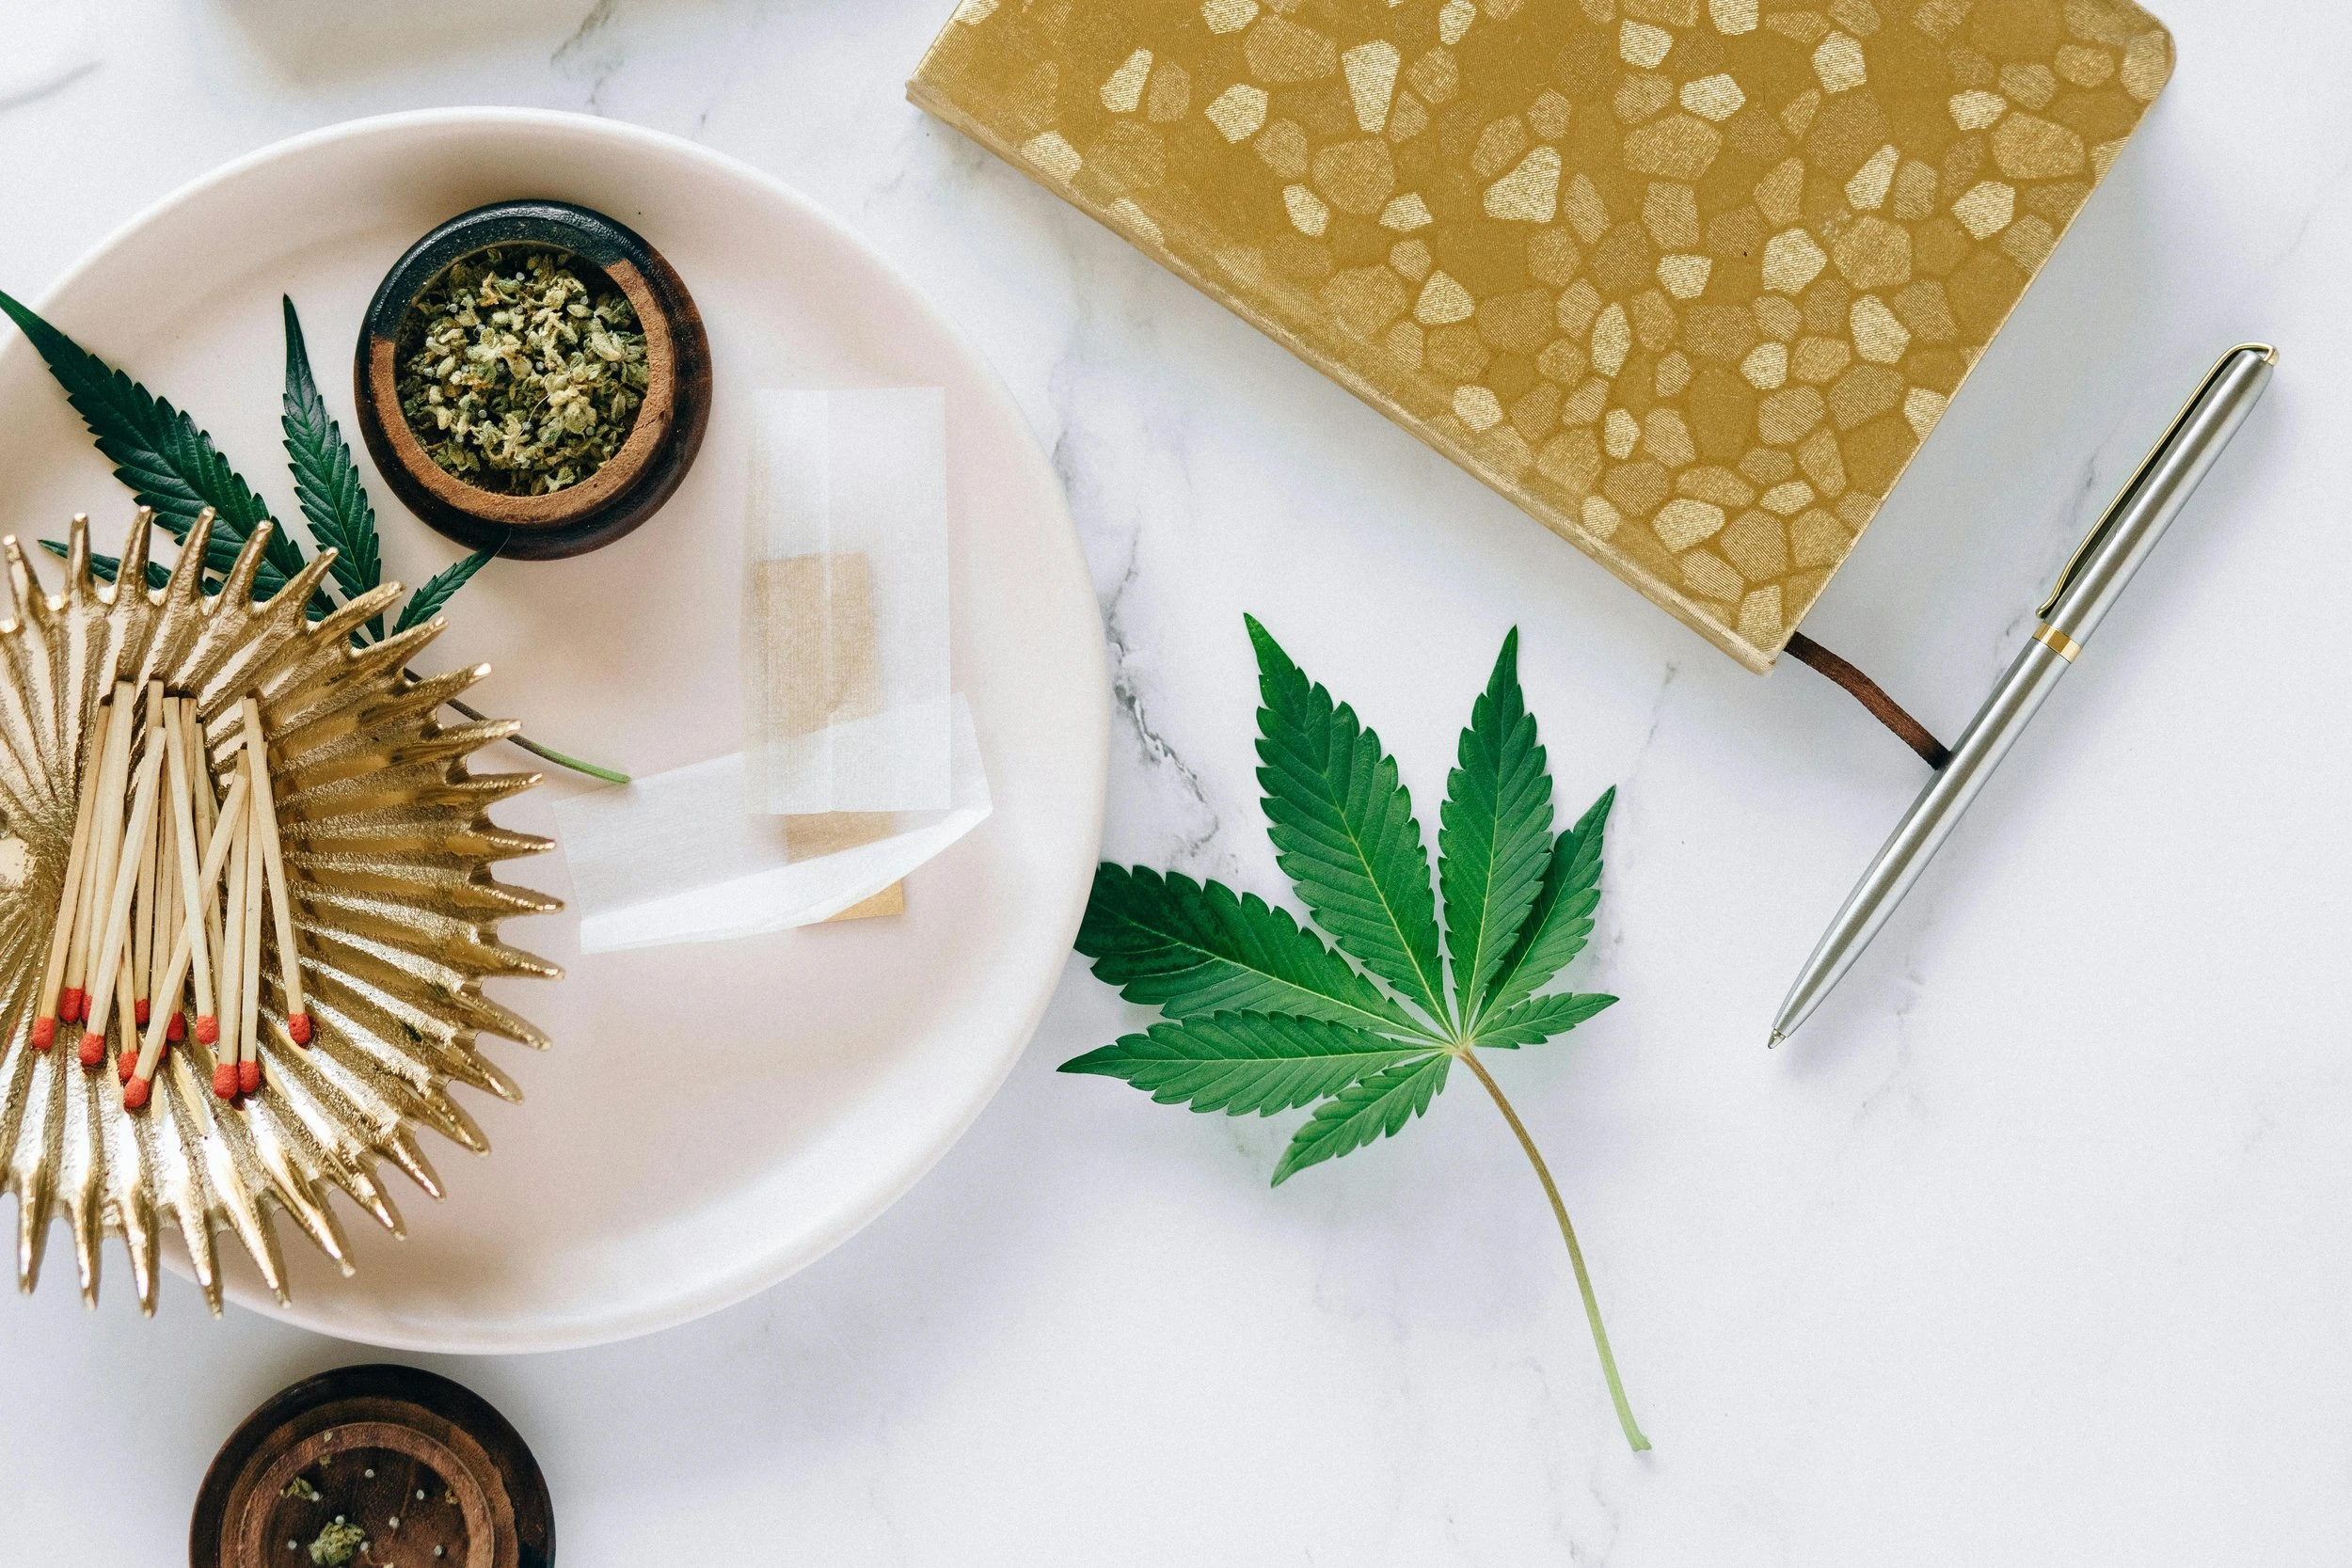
280 295 383 637
38 538 168 592
0 286 288 574
1247 615 1448 1026
391 541 501 636
1059 1012 1438 1117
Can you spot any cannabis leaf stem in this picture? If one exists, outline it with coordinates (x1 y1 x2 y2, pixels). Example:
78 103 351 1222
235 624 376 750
432 684 631 786
1456 1047 1649 1451
1067 620 1646 1450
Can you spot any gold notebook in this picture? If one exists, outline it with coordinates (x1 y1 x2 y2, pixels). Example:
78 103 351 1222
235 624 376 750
911 0 2172 671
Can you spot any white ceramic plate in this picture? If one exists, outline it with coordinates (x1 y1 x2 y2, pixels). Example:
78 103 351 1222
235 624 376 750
0 110 1108 1352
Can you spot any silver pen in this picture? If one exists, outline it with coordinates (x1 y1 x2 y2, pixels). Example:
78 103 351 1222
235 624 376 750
1769 343 2278 1047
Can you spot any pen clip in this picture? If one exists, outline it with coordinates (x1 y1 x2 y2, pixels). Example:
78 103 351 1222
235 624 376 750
2037 343 2276 619
2038 510 2111 622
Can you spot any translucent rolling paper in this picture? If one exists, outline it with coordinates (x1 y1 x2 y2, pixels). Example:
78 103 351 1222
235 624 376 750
745 388 951 814
553 698 991 954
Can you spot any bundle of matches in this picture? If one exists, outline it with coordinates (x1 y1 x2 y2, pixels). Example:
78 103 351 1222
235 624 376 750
29 682 312 1111
121 710 239 1110
31 680 141 1056
187 698 309 1101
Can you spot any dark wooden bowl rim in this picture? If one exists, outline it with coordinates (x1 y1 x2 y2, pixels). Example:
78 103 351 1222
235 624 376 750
356 198 711 561
190 1363 554 1568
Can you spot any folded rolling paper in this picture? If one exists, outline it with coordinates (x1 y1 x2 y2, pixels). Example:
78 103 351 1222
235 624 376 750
745 387 951 814
554 383 977 953
554 696 992 954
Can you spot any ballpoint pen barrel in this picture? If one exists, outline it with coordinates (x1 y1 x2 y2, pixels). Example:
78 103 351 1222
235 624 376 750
1771 343 2277 1045
1772 639 2071 1039
2044 347 2276 642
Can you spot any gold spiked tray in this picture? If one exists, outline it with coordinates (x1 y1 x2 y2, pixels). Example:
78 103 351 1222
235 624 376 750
0 510 559 1314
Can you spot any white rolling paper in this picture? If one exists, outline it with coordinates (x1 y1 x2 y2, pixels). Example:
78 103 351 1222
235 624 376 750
744 387 950 815
553 698 991 954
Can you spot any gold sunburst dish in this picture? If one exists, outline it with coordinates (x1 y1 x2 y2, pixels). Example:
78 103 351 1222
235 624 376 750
0 508 559 1314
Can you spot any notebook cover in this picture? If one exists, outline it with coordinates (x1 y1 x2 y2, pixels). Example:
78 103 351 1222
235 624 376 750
910 0 2172 671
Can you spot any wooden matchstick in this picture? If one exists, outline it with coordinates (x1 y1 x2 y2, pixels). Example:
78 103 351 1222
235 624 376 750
127 705 183 1080
78 736 165 1069
125 764 245 1111
111 938 138 1085
240 697 309 1046
236 749 265 1097
65 685 135 1023
154 773 183 1045
57 703 106 1028
177 700 227 992
81 682 137 1009
32 699 110 1049
150 695 178 1039
212 784 248 1101
130 686 163 1030
177 726 227 1047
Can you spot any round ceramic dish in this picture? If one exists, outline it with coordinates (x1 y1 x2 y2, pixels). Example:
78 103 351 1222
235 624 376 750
355 198 713 561
0 109 1109 1352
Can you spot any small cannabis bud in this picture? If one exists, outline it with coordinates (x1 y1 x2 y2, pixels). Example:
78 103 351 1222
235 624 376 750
308 1517 367 1567
395 245 650 496
1067 618 1648 1449
280 1475 322 1501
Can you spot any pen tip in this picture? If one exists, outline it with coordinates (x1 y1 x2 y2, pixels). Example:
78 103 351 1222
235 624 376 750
1767 1028 1786 1050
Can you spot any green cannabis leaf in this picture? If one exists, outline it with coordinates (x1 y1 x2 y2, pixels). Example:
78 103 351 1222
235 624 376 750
280 294 386 640
36 539 167 592
0 286 278 562
1064 619 1647 1451
0 287 627 783
1249 622 1450 1023
391 540 500 636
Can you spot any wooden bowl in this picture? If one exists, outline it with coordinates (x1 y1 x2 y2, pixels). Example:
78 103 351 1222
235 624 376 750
191 1364 555 1568
354 199 712 561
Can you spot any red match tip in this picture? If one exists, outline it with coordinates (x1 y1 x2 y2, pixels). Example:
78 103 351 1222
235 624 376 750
117 1051 135 1085
30 1019 53 1051
122 1076 151 1111
238 1060 261 1095
134 999 150 1026
78 1032 104 1068
212 1064 237 1100
60 989 83 1023
288 1013 312 1046
167 1012 186 1043
196 1016 217 1045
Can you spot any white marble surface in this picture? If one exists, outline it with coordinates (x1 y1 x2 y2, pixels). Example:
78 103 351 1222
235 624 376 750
3 0 2350 1560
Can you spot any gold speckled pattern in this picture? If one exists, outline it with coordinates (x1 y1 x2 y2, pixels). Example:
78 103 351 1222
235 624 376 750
0 512 558 1314
911 0 2171 671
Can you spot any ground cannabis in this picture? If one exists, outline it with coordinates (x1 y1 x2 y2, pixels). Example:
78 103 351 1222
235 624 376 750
395 245 648 496
309 1517 367 1567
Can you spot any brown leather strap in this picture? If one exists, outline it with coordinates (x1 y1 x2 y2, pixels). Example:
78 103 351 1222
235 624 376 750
1784 632 1951 770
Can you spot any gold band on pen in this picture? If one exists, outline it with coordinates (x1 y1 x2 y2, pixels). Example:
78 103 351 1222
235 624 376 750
2032 624 2082 662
